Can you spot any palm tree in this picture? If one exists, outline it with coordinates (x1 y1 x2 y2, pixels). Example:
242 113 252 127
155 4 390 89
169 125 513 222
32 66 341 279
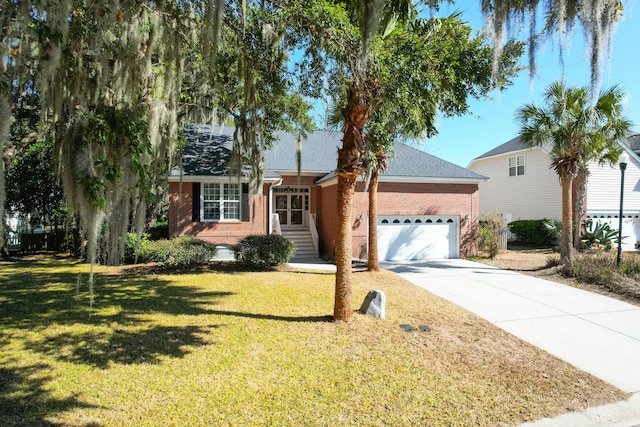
516 82 631 266
573 129 627 249
359 13 522 272
331 1 411 321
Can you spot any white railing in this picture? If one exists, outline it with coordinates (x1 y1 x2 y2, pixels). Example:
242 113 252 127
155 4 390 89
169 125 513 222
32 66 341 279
271 213 282 235
307 212 319 255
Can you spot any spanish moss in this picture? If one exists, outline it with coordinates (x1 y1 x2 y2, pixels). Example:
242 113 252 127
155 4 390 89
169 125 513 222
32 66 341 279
0 1 203 301
481 0 624 91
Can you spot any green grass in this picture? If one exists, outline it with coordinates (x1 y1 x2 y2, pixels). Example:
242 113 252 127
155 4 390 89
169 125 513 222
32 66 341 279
0 255 627 426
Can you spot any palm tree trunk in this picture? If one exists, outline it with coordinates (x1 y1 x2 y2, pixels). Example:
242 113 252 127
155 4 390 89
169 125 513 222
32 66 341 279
334 174 356 320
367 170 380 271
560 174 574 267
334 82 369 321
573 169 588 250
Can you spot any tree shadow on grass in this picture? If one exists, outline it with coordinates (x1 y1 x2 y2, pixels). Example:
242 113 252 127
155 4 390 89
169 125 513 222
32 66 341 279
26 325 218 368
0 258 234 368
0 268 233 329
0 363 100 427
211 310 333 323
1 257 333 370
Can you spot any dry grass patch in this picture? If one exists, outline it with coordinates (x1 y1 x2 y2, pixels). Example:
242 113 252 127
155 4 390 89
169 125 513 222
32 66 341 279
0 255 627 426
563 252 640 301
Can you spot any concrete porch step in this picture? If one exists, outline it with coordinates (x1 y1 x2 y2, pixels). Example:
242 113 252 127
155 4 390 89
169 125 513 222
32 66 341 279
281 229 317 258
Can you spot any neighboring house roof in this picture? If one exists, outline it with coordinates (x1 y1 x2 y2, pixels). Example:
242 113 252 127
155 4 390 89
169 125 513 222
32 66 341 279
473 133 640 162
472 136 542 161
171 124 487 183
627 133 640 153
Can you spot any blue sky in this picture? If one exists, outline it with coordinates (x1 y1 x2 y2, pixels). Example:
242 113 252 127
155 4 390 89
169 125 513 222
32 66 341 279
420 3 640 168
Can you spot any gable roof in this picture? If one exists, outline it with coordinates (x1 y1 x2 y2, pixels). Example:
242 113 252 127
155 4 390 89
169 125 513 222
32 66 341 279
472 136 540 161
474 133 640 163
171 124 486 183
266 128 486 182
386 143 484 180
626 134 640 153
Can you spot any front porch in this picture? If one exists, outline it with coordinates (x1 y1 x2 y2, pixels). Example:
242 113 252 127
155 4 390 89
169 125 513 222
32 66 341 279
270 185 319 258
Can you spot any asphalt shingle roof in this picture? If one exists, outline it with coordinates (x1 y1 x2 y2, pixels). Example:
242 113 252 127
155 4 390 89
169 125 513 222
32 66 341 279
174 124 237 177
173 124 486 182
474 133 640 162
171 124 280 179
385 143 485 179
626 134 640 152
265 129 341 172
473 136 529 160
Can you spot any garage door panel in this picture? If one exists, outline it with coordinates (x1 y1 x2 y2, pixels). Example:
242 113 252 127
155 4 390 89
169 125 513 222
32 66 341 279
377 216 458 261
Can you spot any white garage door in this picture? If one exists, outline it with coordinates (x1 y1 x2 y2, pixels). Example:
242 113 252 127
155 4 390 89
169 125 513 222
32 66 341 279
377 215 459 261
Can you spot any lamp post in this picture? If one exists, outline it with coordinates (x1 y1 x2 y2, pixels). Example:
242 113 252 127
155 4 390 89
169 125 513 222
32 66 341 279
617 152 629 267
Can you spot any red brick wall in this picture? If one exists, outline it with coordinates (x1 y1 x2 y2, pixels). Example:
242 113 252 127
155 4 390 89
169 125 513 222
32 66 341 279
315 180 480 258
168 181 268 246
316 184 338 256
169 177 481 258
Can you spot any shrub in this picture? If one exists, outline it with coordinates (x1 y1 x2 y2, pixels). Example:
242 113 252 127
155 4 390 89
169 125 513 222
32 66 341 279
477 226 494 250
478 210 506 258
509 219 558 246
124 232 151 264
138 239 171 264
233 234 295 268
147 222 169 241
542 219 562 244
580 219 619 251
478 227 499 258
138 236 216 268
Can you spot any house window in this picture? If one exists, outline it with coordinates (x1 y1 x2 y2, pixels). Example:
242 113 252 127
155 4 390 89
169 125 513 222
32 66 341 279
202 183 240 220
509 155 525 176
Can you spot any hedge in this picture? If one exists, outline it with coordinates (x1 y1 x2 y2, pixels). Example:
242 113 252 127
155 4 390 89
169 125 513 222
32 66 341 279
508 219 560 246
134 236 217 268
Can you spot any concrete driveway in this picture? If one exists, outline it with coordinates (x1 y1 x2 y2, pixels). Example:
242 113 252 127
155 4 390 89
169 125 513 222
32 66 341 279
382 259 640 395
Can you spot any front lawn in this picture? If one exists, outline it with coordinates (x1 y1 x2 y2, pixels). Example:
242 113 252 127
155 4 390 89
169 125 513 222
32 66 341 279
0 256 626 426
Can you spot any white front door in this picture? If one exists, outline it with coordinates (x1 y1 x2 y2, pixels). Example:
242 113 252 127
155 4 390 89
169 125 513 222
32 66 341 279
275 193 306 228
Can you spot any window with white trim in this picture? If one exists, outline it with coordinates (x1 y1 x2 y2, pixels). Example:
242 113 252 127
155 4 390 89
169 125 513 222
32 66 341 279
509 155 525 176
202 183 240 220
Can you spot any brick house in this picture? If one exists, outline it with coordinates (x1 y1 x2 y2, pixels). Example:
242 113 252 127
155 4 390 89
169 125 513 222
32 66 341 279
168 125 487 260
